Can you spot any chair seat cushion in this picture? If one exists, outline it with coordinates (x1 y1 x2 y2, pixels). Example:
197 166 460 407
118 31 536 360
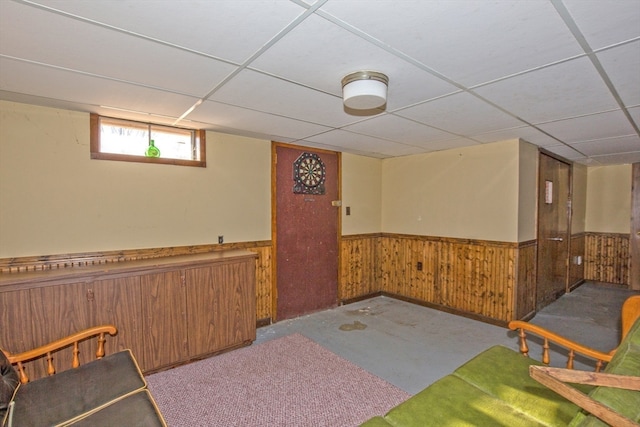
0 350 19 422
11 350 145 426
66 390 165 427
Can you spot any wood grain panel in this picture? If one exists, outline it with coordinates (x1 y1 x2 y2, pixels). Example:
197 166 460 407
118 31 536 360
339 235 380 301
140 271 188 371
28 283 93 379
90 276 142 359
249 246 272 321
0 289 33 353
515 241 537 320
185 260 256 357
0 241 273 322
585 232 630 286
377 234 518 323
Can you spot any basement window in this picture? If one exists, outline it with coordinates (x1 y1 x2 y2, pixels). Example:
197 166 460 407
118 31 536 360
90 114 206 167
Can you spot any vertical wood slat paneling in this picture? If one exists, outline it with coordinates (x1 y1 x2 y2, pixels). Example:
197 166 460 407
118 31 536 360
346 234 519 322
339 235 380 301
515 242 537 319
584 232 629 285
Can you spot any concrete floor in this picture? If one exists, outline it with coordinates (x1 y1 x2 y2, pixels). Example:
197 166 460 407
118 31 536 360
255 282 638 394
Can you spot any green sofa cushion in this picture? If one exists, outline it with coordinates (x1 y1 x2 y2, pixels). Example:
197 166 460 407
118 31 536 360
11 350 146 426
360 415 395 426
383 374 548 427
453 345 585 426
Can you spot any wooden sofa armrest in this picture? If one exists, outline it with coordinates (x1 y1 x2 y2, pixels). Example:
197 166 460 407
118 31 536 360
529 366 640 427
622 295 640 340
1 325 117 384
508 320 613 371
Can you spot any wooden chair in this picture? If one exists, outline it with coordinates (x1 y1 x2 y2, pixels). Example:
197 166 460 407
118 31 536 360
508 294 640 371
1 325 117 384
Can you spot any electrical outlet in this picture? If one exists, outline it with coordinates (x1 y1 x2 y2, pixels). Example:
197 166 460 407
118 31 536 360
218 235 224 244
417 261 423 271
346 206 351 216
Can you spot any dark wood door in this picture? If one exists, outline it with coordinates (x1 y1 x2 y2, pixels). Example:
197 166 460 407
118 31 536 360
631 163 640 291
274 144 339 320
537 153 571 310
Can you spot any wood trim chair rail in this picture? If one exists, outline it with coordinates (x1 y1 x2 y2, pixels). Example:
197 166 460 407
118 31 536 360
1 325 117 384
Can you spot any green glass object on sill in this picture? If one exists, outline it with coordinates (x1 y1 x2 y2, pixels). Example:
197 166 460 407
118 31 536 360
145 139 161 158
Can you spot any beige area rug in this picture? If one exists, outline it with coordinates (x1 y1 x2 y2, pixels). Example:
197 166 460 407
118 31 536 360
146 333 410 426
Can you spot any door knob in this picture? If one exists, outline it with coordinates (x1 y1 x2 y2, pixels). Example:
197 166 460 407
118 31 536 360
547 237 564 241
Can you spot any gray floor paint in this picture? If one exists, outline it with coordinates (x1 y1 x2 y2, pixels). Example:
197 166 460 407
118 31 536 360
255 282 638 394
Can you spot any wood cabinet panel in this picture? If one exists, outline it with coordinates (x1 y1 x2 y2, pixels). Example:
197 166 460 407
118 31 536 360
185 260 256 357
0 290 33 353
90 276 142 359
140 270 188 372
0 251 257 375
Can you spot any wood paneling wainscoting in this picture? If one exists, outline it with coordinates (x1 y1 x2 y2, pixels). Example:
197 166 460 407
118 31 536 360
340 234 538 324
584 232 630 286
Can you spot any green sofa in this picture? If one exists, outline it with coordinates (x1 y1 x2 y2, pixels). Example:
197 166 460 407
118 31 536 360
362 317 640 427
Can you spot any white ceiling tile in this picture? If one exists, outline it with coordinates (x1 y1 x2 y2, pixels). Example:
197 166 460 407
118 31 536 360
0 1 637 164
395 92 523 136
537 110 636 143
320 0 583 86
25 0 305 63
342 114 458 145
0 2 238 96
543 144 589 161
249 14 459 109
208 69 357 128
588 151 640 165
187 100 331 141
569 135 640 156
597 41 640 107
563 0 640 49
0 57 198 118
630 106 640 128
474 57 619 123
304 129 405 156
470 126 560 147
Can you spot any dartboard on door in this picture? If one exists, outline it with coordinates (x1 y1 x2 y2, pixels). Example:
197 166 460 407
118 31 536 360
274 144 339 321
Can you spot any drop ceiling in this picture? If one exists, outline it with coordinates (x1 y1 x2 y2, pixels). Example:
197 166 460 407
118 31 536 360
1 0 638 165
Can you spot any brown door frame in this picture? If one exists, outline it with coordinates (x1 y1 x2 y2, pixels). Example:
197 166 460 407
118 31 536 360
270 141 342 321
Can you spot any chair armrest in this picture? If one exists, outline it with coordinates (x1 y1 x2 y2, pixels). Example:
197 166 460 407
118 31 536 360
2 325 117 384
508 320 613 371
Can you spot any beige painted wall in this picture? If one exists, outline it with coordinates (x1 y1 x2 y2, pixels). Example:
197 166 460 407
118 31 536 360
381 139 522 242
572 163 588 234
0 101 271 257
518 140 538 241
585 164 631 233
341 153 382 235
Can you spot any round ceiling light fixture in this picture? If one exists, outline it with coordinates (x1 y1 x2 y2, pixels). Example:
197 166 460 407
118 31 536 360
341 71 389 110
